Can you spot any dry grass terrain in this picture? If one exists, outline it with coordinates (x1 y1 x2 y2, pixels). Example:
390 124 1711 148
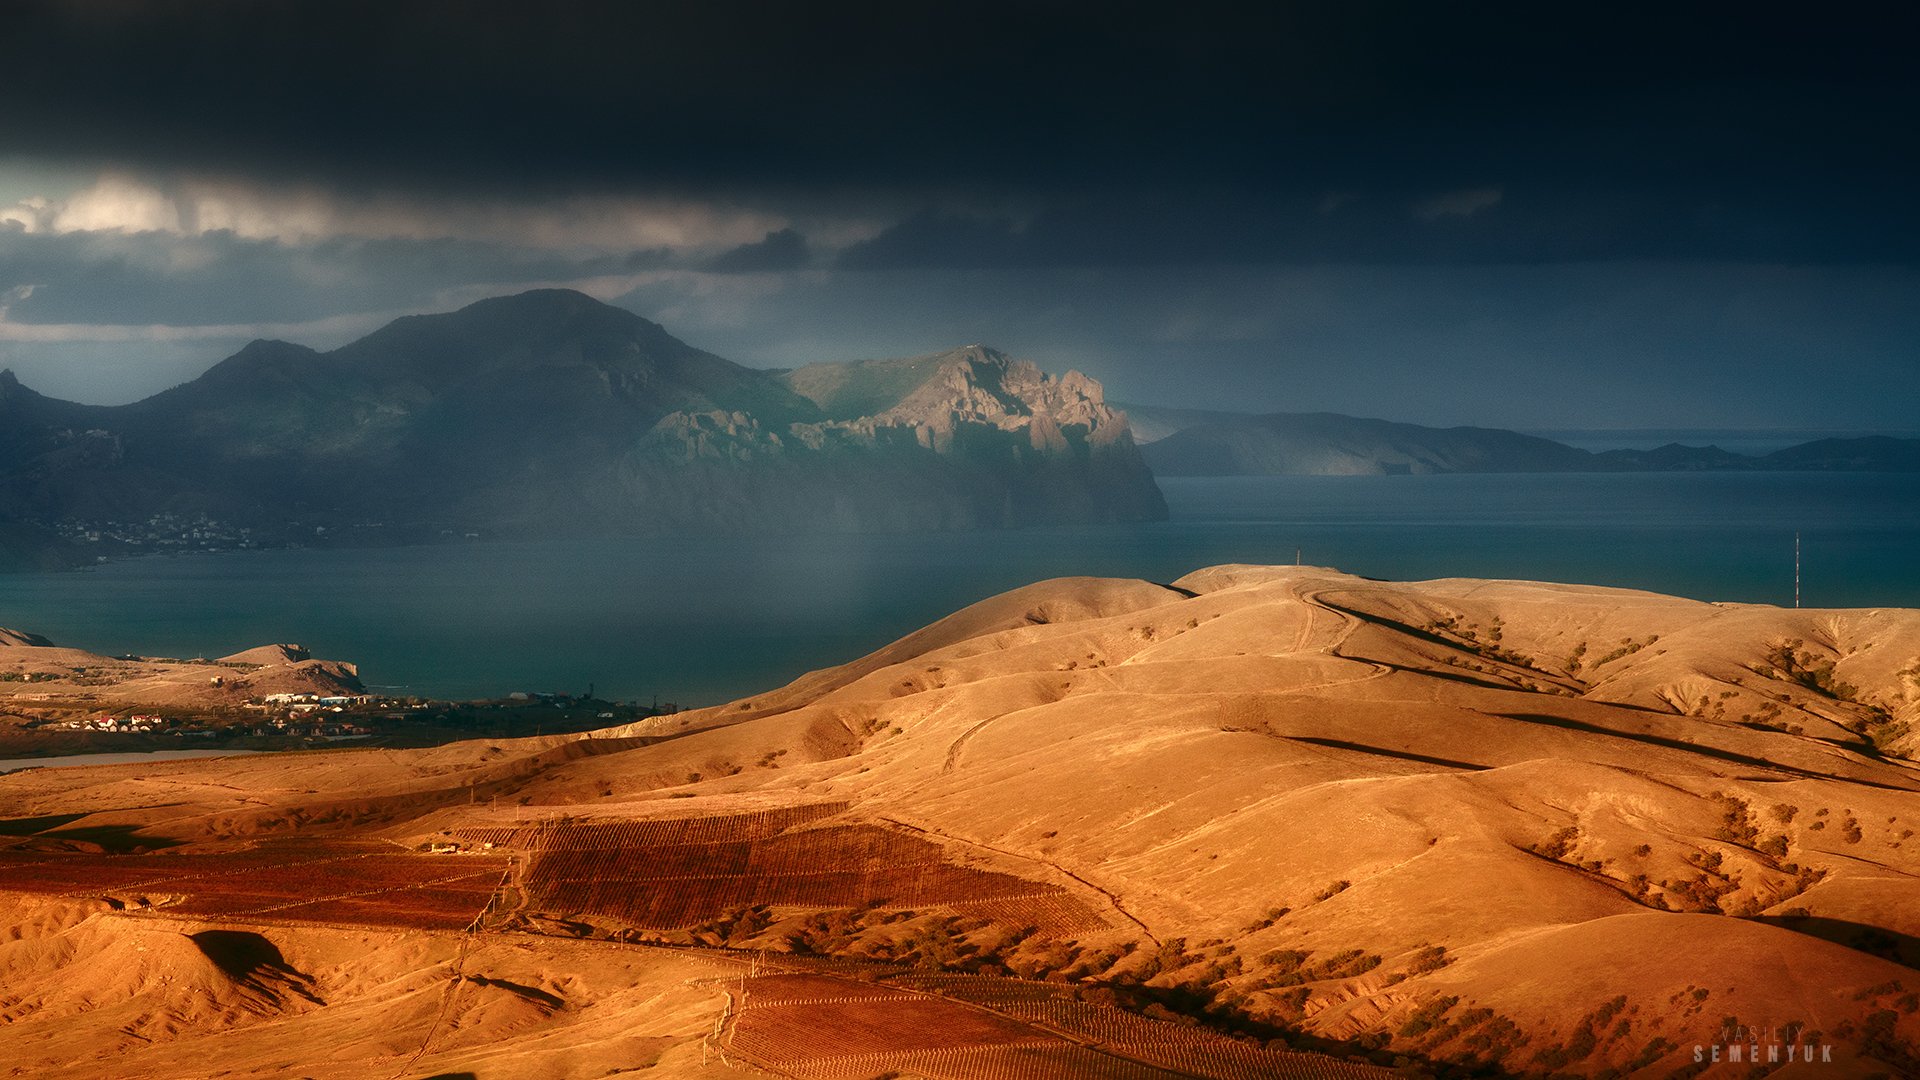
0 632 362 710
3 565 1918 1077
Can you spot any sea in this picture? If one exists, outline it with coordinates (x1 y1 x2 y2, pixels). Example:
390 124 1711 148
0 473 1915 707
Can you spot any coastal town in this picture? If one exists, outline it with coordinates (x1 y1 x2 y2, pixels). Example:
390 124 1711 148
48 511 490 562
52 511 261 556
0 626 678 766
6 690 672 764
56 691 375 738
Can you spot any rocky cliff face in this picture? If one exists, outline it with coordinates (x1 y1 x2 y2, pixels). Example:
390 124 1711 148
624 345 1167 530
772 347 1137 454
0 292 1167 542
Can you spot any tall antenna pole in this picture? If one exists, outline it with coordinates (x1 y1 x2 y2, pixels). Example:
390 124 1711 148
1794 532 1801 609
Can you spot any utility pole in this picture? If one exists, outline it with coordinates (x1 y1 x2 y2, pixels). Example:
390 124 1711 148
1296 547 1302 566
1794 532 1801 609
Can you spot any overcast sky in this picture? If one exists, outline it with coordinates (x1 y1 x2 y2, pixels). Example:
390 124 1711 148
2 1 1916 429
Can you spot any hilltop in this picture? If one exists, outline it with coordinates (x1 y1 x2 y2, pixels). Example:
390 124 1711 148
2 567 1918 1075
0 630 362 711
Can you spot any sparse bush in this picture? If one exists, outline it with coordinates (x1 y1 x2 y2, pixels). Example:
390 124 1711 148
1710 793 1759 846
1663 864 1739 913
1765 639 1863 702
1241 906 1290 933
1247 947 1379 990
1260 948 1308 974
1272 986 1311 1013
1531 994 1627 1069
1399 995 1460 1038
1532 826 1581 861
1461 1012 1530 1063
1405 945 1451 975
1843 812 1864 844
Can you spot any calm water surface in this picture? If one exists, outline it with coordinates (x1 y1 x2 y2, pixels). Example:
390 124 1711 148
0 473 1914 705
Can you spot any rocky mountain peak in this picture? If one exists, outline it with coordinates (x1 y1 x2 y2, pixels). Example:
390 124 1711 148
875 345 1120 439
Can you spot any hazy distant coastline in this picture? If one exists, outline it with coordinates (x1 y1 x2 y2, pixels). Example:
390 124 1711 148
1126 403 1920 477
3 290 1918 575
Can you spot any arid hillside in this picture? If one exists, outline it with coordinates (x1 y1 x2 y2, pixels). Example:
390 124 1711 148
3 566 1918 1077
0 632 362 710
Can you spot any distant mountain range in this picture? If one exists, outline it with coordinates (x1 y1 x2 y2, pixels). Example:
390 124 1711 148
1128 405 1920 476
1107 402 1252 445
0 290 1165 561
4 292 1914 571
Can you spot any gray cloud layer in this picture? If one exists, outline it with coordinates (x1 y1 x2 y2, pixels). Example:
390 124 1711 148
0 2 1915 424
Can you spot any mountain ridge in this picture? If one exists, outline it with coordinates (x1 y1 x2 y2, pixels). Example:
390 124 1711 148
0 290 1166 544
1143 409 1920 475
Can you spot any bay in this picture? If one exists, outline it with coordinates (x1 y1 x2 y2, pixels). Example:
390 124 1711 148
0 472 1914 706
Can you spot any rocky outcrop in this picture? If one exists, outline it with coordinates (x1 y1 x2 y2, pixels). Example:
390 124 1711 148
603 344 1167 531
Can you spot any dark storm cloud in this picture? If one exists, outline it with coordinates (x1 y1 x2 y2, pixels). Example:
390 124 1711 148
0 225 656 326
838 212 1033 270
708 229 811 273
4 1 1918 263
5 1 1918 426
842 188 1920 270
614 262 1920 432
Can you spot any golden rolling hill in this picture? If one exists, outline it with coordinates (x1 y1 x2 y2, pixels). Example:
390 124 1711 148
3 566 1918 1077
